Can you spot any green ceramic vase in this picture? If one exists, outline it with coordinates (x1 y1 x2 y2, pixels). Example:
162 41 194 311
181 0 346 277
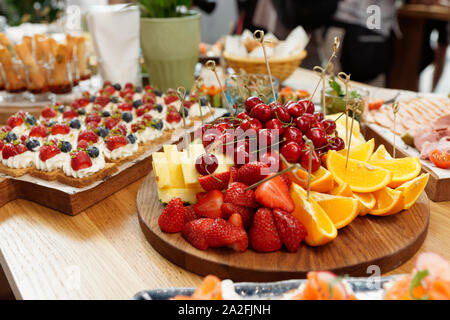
140 12 201 92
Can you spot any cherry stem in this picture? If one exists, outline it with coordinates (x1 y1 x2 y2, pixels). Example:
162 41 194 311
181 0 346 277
250 138 286 154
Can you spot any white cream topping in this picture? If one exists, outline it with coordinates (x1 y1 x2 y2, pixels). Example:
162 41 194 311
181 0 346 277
11 124 29 136
188 103 211 118
163 118 189 130
62 153 106 178
2 150 34 168
34 151 68 171
136 127 163 143
103 143 138 160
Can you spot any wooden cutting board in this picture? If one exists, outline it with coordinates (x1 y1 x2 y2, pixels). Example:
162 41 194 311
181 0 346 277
137 171 430 282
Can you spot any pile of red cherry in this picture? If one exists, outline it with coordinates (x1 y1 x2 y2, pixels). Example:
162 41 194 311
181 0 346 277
199 96 345 172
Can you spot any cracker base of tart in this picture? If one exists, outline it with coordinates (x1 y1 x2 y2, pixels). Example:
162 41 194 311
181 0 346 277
54 163 118 188
0 163 33 177
30 168 60 181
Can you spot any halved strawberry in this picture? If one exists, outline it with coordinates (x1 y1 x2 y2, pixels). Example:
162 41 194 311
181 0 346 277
184 205 200 223
229 165 239 182
273 209 307 253
280 173 292 188
78 130 98 144
77 140 89 149
70 150 92 171
62 109 78 120
116 124 127 136
104 117 120 130
255 175 294 212
224 182 259 208
39 144 61 162
227 214 249 252
15 144 27 155
249 208 282 252
221 202 254 229
29 125 48 138
106 135 127 151
118 102 132 111
41 107 57 119
6 115 23 128
236 161 269 186
0 140 4 151
164 95 178 105
95 96 110 107
77 97 90 107
85 112 101 124
1 125 12 133
198 171 230 191
204 218 248 252
51 124 70 135
182 218 215 250
194 189 224 218
2 144 17 159
158 197 185 233
196 192 207 202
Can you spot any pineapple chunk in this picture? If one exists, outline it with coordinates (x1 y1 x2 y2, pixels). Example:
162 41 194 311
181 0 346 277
213 152 234 174
180 144 205 187
163 144 185 188
157 187 203 204
152 152 171 189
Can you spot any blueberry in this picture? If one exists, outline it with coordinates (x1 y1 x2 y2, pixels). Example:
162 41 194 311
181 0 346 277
25 138 40 151
48 121 57 127
101 111 111 118
155 104 163 113
110 96 118 104
113 83 122 91
151 119 163 131
132 99 142 108
87 146 99 158
154 90 162 97
97 126 109 138
25 114 37 126
135 86 142 93
77 108 86 115
4 132 17 143
180 107 189 118
122 111 133 123
59 141 72 153
127 134 137 144
89 95 96 102
199 96 208 106
58 105 65 113
223 112 231 117
69 119 81 129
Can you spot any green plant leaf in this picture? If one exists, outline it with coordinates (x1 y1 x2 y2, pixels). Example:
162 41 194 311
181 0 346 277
409 270 429 300
328 77 344 96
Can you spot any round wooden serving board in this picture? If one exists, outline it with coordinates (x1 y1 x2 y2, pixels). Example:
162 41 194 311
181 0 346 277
137 172 430 282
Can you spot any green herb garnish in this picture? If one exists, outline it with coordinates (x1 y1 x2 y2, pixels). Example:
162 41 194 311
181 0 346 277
328 274 348 299
409 270 429 300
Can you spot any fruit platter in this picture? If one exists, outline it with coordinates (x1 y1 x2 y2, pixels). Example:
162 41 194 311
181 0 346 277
364 94 450 201
0 81 223 215
135 252 450 300
137 95 430 281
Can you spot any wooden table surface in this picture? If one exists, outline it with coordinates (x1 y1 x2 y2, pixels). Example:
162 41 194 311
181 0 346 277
0 68 449 300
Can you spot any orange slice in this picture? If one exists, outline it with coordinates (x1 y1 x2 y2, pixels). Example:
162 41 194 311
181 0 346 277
370 144 393 160
395 173 429 209
353 192 376 216
338 138 375 161
326 150 392 193
311 192 360 229
369 187 405 216
290 183 337 246
330 182 353 197
368 157 421 188
286 165 334 193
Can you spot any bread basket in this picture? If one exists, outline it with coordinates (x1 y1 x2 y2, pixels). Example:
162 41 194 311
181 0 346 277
223 50 307 82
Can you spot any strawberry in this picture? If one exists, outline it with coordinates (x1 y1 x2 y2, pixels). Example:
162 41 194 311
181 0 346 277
166 111 181 123
106 135 127 151
221 202 254 229
273 209 307 252
86 121 99 130
117 124 128 136
20 135 27 143
143 114 153 123
280 173 292 188
158 197 185 233
2 144 17 159
62 109 78 120
249 208 282 252
227 214 249 252
77 140 89 149
77 97 90 107
118 102 132 111
71 150 92 171
78 130 98 144
198 171 230 191
255 175 294 213
0 140 4 151
204 218 248 251
1 125 12 133
6 115 23 128
194 190 224 218
184 205 200 222
229 165 239 182
164 95 179 105
95 96 110 107
104 117 120 130
85 112 101 124
29 125 48 138
15 144 27 154
39 144 61 162
236 161 270 186
182 218 215 250
41 107 57 119
196 192 207 202
224 182 259 208
51 124 70 135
